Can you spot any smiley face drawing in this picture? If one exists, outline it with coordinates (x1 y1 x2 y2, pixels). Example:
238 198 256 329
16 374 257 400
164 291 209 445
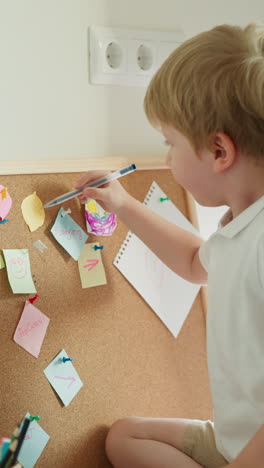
10 256 27 279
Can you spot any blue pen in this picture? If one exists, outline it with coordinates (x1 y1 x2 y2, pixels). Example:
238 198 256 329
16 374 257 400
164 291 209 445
43 164 137 209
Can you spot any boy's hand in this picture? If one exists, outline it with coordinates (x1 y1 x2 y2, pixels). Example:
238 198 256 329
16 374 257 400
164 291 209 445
75 170 131 215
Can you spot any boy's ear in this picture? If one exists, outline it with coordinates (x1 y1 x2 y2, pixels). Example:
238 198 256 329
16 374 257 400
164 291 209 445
210 132 237 173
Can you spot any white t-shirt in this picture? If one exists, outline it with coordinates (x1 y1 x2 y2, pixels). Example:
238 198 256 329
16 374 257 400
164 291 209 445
199 195 264 462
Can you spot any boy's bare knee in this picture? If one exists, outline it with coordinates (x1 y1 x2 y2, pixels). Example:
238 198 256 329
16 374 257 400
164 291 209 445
105 417 137 461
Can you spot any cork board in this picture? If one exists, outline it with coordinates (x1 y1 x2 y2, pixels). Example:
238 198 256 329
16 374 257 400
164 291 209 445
0 169 212 468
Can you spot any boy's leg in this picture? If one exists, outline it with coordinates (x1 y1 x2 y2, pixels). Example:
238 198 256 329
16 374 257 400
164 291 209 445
105 416 203 468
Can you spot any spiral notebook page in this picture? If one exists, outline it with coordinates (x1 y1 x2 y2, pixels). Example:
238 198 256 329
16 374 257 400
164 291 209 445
113 182 201 337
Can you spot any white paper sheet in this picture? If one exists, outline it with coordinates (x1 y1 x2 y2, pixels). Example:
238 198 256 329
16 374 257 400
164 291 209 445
113 181 201 337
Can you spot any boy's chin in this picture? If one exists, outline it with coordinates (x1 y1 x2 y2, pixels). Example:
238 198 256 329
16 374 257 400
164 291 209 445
194 196 224 208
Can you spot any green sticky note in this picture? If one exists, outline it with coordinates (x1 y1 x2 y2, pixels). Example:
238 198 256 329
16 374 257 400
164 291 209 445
0 253 5 269
3 249 36 294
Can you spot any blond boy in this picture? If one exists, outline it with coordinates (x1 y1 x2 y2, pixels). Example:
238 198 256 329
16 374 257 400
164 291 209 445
76 23 264 468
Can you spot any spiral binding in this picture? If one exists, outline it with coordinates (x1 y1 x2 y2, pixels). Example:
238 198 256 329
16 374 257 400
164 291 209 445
114 182 157 266
114 231 133 265
143 181 156 206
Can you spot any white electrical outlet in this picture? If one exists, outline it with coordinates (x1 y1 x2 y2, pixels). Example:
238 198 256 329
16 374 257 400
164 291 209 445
89 26 184 87
137 43 154 71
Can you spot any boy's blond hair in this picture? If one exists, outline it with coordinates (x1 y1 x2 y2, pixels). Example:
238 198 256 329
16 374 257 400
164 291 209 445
144 23 264 160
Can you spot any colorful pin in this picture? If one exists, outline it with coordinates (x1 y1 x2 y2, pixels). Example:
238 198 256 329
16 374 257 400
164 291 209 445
61 208 71 217
93 245 104 251
0 218 10 224
28 294 39 304
29 415 40 421
160 197 170 202
62 357 73 363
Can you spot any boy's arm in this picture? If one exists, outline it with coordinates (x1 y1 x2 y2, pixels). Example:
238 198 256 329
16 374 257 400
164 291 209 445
118 195 208 285
228 424 264 468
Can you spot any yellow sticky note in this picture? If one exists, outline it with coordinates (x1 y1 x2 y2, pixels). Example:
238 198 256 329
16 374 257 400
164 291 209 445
78 243 107 288
0 253 5 269
21 192 45 232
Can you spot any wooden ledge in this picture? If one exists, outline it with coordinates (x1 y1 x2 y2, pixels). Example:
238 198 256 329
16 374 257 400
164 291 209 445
0 156 167 175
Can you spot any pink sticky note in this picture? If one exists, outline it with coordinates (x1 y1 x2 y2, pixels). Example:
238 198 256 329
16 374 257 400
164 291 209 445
14 301 50 358
0 185 12 221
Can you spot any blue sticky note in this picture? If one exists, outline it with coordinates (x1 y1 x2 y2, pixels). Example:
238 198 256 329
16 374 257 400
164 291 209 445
51 208 88 260
43 349 83 406
18 413 50 468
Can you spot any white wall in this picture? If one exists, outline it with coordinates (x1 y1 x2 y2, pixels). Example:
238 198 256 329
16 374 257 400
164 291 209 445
0 0 263 162
0 0 263 236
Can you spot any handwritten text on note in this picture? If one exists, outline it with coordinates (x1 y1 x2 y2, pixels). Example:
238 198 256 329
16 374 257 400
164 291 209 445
14 301 50 358
51 208 88 260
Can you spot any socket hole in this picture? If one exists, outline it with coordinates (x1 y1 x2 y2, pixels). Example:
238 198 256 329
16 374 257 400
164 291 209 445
137 44 153 71
106 42 123 69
